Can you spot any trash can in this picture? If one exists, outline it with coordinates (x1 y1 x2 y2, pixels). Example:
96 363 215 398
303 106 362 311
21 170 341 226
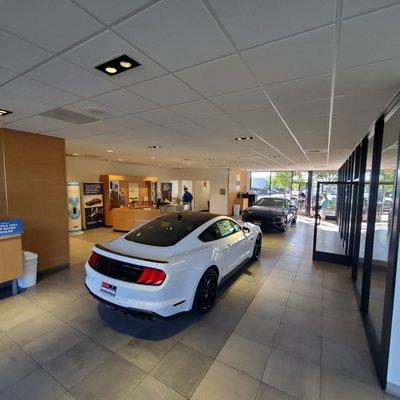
233 204 241 217
17 251 38 288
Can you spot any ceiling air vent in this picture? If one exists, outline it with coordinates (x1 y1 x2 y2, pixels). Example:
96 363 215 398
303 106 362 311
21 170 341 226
40 108 99 125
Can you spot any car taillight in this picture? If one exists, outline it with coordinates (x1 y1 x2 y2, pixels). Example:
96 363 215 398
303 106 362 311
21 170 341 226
137 267 166 286
88 252 100 268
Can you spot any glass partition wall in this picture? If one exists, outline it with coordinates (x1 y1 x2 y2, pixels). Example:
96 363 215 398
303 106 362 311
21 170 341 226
313 92 400 388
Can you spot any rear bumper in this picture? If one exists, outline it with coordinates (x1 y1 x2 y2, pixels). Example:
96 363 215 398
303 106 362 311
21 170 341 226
85 263 187 317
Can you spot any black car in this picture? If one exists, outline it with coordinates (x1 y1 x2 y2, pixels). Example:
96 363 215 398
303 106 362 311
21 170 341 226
242 197 297 232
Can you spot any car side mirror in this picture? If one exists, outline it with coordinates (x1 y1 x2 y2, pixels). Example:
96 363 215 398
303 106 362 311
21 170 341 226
242 226 251 236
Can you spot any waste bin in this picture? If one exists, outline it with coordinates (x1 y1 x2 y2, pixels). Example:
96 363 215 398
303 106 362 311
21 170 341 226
233 204 241 217
17 251 38 288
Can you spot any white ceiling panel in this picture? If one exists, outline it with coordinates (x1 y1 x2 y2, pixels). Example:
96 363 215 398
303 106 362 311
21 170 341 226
134 108 185 125
106 115 155 130
0 90 52 122
242 26 335 85
50 120 126 139
73 0 151 24
231 107 280 128
0 30 50 74
27 58 118 97
91 88 157 114
342 0 400 19
176 54 257 97
209 0 336 50
210 88 269 114
338 5 400 69
168 100 222 120
2 77 81 106
114 0 234 71
196 114 242 132
279 98 331 121
163 120 210 138
0 67 16 85
0 0 103 53
129 75 201 106
266 74 332 106
62 30 167 86
63 99 124 120
4 115 74 133
335 58 400 96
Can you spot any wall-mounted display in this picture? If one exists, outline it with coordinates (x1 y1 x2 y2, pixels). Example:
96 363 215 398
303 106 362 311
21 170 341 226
82 183 104 230
67 181 82 234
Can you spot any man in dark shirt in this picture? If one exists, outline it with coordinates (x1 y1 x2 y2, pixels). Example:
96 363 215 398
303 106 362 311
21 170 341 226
182 187 193 210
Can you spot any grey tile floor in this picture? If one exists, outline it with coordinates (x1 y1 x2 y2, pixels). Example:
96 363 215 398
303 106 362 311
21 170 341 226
0 219 396 399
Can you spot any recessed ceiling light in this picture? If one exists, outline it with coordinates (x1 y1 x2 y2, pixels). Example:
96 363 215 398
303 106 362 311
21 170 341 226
157 163 162 167
120 61 131 68
105 66 117 74
95 55 141 76
72 153 79 156
0 108 12 116
117 158 123 162
148 145 162 149
235 136 253 141
150 156 155 160
204 157 215 161
106 149 114 153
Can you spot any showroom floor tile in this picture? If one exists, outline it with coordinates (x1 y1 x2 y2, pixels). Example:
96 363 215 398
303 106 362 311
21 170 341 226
0 220 394 399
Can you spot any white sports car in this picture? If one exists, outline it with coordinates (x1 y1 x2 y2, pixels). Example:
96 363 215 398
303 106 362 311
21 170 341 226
85 212 262 318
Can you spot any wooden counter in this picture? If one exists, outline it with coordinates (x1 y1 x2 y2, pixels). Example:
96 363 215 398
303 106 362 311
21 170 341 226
111 208 160 232
0 235 23 290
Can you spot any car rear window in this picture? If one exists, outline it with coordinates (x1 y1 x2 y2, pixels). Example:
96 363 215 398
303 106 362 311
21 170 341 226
124 217 196 247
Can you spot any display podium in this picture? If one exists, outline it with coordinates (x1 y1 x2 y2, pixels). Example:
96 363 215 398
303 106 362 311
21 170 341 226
0 234 23 295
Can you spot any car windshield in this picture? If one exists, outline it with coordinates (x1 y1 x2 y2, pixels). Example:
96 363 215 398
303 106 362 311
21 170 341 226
255 198 286 207
124 217 195 247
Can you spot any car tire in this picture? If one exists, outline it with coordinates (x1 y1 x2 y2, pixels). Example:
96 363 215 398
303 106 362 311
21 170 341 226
292 217 297 224
251 234 262 260
193 268 218 314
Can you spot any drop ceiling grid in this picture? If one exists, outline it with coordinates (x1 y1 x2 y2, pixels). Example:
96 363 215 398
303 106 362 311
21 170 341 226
0 0 399 169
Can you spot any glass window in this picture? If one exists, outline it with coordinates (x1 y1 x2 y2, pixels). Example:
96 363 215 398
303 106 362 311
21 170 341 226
270 171 292 199
216 219 237 238
369 110 399 342
198 223 220 242
255 197 286 208
125 218 196 247
250 172 271 198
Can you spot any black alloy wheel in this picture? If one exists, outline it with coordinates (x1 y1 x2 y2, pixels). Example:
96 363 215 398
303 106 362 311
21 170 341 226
194 269 218 314
251 234 262 260
280 217 288 232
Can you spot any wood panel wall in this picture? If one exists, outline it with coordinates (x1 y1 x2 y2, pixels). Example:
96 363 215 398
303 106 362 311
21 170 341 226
0 128 69 272
228 169 249 215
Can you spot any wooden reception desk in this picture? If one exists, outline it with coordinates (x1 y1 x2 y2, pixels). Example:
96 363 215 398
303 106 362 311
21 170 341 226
0 234 23 294
111 208 160 232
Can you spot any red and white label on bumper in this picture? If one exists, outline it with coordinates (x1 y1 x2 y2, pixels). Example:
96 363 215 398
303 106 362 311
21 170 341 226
100 282 117 297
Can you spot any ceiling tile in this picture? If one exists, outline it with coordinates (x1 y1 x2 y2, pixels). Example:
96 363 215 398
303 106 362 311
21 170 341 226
176 54 257 97
114 0 234 71
129 75 201 106
106 115 155 130
231 107 280 128
338 5 400 69
196 114 242 132
63 99 124 119
0 0 103 53
209 0 336 50
210 88 268 114
163 120 210 138
62 30 167 86
0 67 16 85
0 90 52 122
0 30 50 73
266 74 332 106
4 115 74 133
279 98 331 122
92 88 157 114
242 26 335 85
50 120 125 139
342 0 400 19
335 58 400 95
2 76 81 106
73 0 151 24
167 100 222 120
134 108 185 124
27 58 119 97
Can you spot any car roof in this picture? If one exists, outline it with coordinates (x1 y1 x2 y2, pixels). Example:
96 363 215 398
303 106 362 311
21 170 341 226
157 211 221 228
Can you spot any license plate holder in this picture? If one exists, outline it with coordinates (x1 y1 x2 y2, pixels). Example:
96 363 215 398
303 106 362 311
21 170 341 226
100 282 117 297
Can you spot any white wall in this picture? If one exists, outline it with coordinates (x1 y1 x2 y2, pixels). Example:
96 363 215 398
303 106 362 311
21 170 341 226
387 236 400 396
66 157 229 214
193 180 210 211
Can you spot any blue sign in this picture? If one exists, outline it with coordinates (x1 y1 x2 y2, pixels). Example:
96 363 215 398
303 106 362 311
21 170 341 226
0 219 23 236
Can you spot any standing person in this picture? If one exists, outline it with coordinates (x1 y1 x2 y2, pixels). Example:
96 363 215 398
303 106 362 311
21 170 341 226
298 191 306 213
182 187 193 210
